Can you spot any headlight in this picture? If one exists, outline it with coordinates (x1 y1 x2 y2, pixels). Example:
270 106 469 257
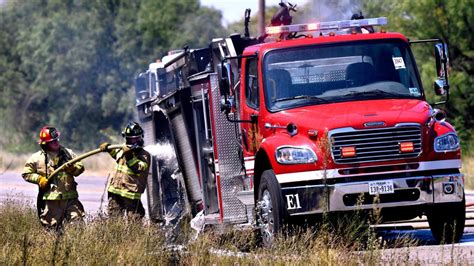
276 146 317 164
434 133 460 152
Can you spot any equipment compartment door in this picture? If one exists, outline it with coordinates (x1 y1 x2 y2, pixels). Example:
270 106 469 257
208 73 248 223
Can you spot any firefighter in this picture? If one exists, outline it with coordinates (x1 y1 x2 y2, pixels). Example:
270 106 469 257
22 126 85 229
99 122 151 219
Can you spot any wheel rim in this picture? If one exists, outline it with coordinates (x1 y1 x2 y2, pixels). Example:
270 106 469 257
258 189 274 245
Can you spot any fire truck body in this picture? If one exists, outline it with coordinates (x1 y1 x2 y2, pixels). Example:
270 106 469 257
135 17 464 244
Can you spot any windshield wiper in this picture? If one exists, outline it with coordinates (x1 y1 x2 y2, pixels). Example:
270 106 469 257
343 89 405 98
274 95 330 103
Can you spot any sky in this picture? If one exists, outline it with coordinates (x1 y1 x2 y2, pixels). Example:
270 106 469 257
201 0 309 26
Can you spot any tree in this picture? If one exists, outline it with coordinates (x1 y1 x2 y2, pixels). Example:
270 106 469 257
363 0 474 150
0 0 227 152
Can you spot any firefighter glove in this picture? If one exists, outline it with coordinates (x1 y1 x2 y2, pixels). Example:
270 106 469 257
99 142 110 152
123 145 135 161
122 145 131 154
64 163 76 175
38 175 49 190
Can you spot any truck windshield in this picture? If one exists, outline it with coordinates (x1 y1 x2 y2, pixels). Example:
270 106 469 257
263 39 423 111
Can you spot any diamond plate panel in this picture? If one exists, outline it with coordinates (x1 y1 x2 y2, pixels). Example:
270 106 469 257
209 74 247 223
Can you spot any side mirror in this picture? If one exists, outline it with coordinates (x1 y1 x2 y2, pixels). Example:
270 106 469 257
134 72 150 103
218 62 232 97
433 79 447 96
433 43 449 96
218 62 234 114
220 95 232 114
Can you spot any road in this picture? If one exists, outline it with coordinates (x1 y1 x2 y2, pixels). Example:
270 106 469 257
2 171 474 263
0 171 148 218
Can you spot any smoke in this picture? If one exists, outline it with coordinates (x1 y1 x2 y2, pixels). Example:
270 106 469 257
296 0 363 23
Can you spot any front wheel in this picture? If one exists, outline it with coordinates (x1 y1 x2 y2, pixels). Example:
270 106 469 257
427 197 465 244
256 170 286 247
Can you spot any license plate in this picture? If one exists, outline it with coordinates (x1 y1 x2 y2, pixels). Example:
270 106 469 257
368 180 394 195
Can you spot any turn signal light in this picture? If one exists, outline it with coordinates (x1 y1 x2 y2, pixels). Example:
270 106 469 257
399 142 414 153
341 146 356 158
307 129 318 138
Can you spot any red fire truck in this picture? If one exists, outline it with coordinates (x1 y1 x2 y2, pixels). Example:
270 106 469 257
134 8 464 246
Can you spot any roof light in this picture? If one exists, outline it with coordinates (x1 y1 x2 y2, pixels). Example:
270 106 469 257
265 17 387 35
307 23 319 31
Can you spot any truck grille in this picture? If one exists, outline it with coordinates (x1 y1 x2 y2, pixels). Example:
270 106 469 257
330 124 422 164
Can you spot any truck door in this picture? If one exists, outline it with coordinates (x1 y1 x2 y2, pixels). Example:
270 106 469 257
241 57 261 154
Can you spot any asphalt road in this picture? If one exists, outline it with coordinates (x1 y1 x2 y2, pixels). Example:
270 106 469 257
0 171 148 218
2 171 474 263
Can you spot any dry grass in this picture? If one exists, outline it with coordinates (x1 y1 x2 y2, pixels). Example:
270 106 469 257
0 200 423 265
0 151 29 172
81 153 116 176
2 198 472 264
0 199 170 265
463 156 474 189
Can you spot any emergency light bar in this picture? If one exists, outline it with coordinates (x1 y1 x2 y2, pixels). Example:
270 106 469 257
266 17 387 35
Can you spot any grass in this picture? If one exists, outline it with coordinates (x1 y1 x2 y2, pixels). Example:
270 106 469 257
1 152 473 264
463 155 474 189
0 151 29 173
0 199 170 264
0 199 427 265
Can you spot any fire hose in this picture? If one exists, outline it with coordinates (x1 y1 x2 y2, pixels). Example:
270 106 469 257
37 144 123 218
47 144 123 181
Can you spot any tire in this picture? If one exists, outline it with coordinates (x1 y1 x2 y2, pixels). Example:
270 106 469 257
256 169 286 247
427 197 465 244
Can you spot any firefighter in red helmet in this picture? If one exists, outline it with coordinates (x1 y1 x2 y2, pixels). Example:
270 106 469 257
99 122 151 219
22 126 85 229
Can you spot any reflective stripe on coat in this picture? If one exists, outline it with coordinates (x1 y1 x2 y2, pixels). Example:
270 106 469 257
107 146 150 200
22 147 84 200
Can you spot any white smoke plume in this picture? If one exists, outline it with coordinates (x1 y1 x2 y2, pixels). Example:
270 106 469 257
296 0 363 23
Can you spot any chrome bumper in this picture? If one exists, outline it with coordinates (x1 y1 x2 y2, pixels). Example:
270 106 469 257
281 173 464 216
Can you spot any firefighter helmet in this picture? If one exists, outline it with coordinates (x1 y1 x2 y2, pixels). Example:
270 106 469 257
38 126 60 145
122 122 144 147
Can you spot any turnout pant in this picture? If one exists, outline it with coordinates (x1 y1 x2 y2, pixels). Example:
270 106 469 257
40 198 85 228
108 192 145 219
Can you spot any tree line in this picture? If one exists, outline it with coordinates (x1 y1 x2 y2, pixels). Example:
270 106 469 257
0 0 227 152
0 0 472 153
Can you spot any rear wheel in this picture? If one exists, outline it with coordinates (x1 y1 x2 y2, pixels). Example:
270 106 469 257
427 197 465 244
256 170 286 247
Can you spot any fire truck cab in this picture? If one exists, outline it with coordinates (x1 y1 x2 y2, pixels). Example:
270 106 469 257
135 15 464 246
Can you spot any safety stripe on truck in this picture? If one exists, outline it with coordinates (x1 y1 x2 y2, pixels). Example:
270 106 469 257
214 157 255 175
275 159 462 184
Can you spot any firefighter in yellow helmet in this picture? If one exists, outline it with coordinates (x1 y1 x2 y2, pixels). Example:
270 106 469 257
99 122 151 219
22 126 85 229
